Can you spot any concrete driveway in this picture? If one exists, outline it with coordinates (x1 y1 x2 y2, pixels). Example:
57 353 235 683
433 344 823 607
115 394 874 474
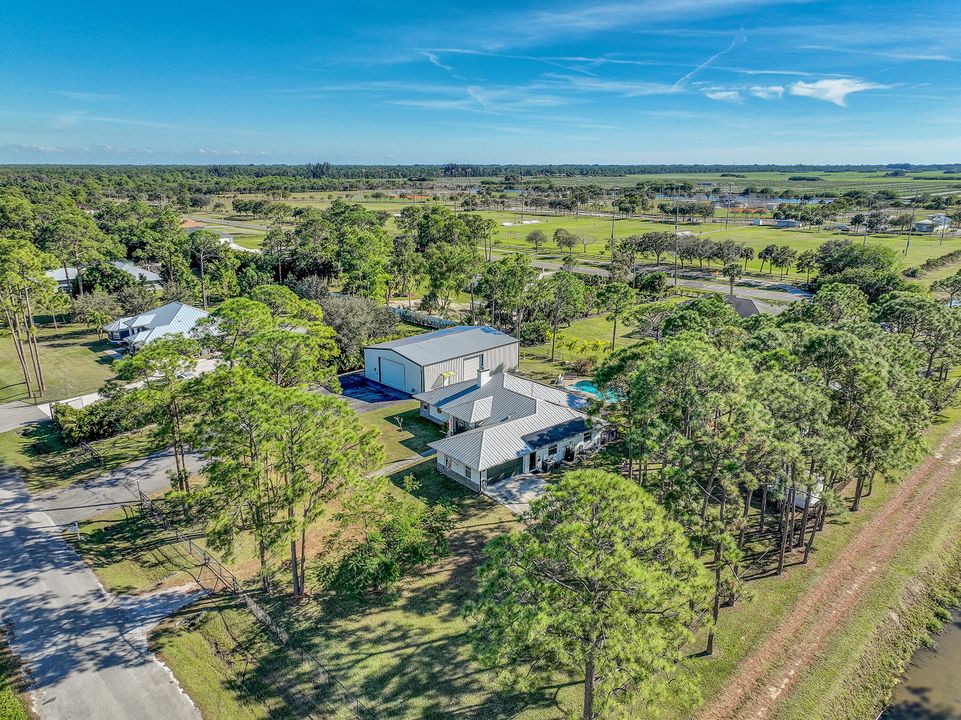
483 474 547 515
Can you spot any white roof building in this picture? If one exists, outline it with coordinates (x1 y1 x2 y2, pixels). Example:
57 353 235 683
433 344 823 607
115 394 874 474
103 301 208 350
46 260 161 291
364 326 519 394
417 370 601 491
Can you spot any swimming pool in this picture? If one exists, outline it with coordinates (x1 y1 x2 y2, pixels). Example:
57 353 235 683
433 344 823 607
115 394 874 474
571 380 619 402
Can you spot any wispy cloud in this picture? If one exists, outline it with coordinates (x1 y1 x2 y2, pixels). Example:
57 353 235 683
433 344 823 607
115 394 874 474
799 44 959 62
749 85 785 99
705 89 741 102
789 78 891 106
55 90 124 102
419 51 467 80
671 33 746 92
540 73 675 96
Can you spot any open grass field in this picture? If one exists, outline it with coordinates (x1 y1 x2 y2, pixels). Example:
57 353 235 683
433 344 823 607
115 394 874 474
0 323 117 404
0 424 166 493
189 193 960 285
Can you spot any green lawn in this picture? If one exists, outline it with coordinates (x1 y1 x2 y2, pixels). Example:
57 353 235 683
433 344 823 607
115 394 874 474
0 323 117 404
0 424 167 493
0 629 29 720
357 400 445 464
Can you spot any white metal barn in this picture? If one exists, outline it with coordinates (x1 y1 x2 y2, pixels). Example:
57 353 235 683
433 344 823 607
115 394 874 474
363 326 519 395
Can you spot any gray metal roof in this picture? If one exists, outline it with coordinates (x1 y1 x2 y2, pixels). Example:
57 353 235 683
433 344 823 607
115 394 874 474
723 295 786 319
110 260 161 283
415 372 587 411
366 326 517 366
430 400 587 471
103 301 209 346
424 372 594 471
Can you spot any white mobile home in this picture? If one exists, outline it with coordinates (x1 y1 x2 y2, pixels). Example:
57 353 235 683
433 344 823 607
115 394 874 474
363 326 519 395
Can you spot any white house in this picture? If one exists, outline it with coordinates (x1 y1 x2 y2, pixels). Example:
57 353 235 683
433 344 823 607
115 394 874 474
417 370 602 491
915 218 950 234
363 326 519 395
46 260 161 293
103 301 208 351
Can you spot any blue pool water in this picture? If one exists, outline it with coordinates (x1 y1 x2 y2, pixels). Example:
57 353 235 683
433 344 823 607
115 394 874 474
571 381 619 402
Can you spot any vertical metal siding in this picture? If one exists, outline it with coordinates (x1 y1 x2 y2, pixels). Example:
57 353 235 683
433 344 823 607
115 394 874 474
421 342 520 390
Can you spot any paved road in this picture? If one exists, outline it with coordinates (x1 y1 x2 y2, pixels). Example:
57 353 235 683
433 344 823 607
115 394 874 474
0 454 203 720
521 255 810 303
35 448 203 526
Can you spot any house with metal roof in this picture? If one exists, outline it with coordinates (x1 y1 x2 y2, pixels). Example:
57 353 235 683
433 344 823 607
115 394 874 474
46 260 162 293
417 369 602 491
103 301 208 351
363 326 519 395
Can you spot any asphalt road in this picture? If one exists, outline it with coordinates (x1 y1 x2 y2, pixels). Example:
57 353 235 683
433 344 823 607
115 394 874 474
523 255 811 303
0 452 203 720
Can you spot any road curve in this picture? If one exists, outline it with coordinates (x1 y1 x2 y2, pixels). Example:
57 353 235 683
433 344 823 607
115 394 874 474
0 457 202 720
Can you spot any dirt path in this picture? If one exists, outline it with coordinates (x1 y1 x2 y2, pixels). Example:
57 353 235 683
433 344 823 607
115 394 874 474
700 423 961 720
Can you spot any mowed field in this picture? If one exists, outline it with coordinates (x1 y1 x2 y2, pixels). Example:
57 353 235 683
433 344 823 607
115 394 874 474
191 193 961 281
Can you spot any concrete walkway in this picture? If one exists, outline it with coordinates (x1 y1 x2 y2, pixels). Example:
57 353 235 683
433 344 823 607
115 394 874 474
0 455 204 720
0 401 46 434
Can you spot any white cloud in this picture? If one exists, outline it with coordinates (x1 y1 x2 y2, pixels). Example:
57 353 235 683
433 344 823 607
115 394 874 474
789 78 890 106
750 85 784 99
705 89 741 102
671 33 746 91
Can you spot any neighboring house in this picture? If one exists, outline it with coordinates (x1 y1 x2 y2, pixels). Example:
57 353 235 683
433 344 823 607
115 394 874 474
109 260 162 286
46 260 162 293
915 219 950 234
723 295 787 319
418 370 603 491
103 301 208 351
364 326 519 395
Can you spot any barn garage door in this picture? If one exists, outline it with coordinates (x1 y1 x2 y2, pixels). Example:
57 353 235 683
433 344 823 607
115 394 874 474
379 357 406 391
463 355 481 378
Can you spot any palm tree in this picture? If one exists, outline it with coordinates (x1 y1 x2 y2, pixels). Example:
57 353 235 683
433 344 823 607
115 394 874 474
722 262 742 296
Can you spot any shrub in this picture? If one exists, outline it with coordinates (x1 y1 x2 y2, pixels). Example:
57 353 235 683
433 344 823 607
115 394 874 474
570 358 594 375
521 319 551 344
51 386 150 445
321 495 454 599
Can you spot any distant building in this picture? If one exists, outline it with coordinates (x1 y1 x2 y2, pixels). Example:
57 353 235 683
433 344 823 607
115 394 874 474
363 326 519 395
103 301 208 351
723 295 787 319
775 219 802 228
418 371 602 490
46 260 161 293
915 219 950 234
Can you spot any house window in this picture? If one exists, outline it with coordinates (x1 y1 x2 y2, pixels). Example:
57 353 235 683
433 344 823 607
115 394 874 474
583 432 592 442
548 444 558 455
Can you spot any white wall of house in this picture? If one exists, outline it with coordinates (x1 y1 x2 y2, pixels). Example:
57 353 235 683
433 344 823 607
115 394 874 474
421 343 519 391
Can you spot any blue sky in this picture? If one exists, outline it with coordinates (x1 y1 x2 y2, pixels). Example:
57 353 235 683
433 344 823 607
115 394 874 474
1 0 959 164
